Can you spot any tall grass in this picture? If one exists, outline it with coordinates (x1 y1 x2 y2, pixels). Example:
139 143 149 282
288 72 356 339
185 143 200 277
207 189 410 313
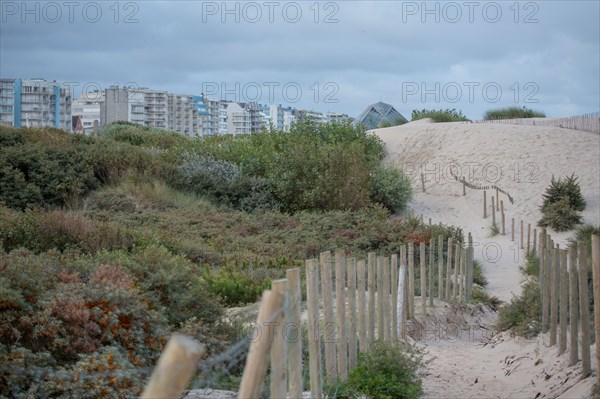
484 106 546 120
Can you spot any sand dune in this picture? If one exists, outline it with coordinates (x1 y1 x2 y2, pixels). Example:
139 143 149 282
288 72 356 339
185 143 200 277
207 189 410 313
375 120 600 399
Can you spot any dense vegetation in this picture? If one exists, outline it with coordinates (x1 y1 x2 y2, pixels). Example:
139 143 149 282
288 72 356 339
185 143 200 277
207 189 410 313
483 106 546 120
538 174 585 231
411 109 470 122
0 122 448 397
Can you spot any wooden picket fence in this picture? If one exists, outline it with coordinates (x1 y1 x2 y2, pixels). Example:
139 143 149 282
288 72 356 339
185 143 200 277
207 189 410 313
474 112 600 135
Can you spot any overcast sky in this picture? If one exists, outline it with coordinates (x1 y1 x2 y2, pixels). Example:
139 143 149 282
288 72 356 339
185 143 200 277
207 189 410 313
1 1 598 119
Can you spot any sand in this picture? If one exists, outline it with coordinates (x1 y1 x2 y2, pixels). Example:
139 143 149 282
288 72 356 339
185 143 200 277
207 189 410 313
374 120 600 399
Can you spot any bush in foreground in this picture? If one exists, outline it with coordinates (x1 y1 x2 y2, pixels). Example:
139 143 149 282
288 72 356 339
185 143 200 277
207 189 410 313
538 174 585 232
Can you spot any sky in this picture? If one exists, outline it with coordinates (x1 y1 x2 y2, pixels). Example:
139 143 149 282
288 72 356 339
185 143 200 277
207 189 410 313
1 0 599 119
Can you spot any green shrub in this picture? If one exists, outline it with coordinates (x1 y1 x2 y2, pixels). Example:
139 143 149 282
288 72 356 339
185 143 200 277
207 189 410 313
489 222 499 237
519 254 540 277
497 281 541 338
411 109 469 122
483 106 545 120
472 260 488 287
371 165 413 212
472 286 502 310
541 174 586 212
204 268 274 306
538 197 583 232
346 341 426 399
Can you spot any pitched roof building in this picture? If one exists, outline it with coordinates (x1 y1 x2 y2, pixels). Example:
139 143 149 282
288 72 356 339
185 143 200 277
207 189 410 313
355 101 407 129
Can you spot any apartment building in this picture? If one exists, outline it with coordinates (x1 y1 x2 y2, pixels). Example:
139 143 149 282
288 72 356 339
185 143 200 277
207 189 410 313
220 101 251 135
241 102 267 133
326 112 350 124
197 95 220 136
71 91 103 134
0 78 72 130
167 93 198 137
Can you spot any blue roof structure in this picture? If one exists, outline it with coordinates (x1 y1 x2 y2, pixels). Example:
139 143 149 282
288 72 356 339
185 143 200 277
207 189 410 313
355 102 407 129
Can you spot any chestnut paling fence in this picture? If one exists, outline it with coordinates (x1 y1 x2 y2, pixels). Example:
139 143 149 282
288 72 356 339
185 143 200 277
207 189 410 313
142 237 476 398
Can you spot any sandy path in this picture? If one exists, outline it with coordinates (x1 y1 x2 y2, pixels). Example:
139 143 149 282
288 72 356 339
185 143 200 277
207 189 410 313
375 120 600 399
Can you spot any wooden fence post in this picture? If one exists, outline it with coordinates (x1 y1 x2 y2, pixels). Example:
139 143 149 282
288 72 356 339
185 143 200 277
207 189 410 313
421 173 425 193
286 268 303 399
520 220 524 250
466 234 473 302
483 190 487 219
420 242 427 315
577 242 591 377
347 258 358 370
141 336 205 399
383 257 392 341
391 254 398 342
532 228 537 256
453 243 460 302
462 176 466 195
377 256 384 339
591 234 600 384
491 196 496 225
445 237 453 301
527 224 531 254
501 201 506 235
408 243 415 319
438 234 444 300
549 245 558 347
270 279 287 399
335 250 348 380
511 218 515 241
495 187 499 210
559 250 568 355
542 234 551 332
320 251 337 382
357 260 367 353
368 252 376 346
238 289 284 399
569 246 579 366
397 258 407 340
429 238 434 307
459 247 466 303
305 260 322 398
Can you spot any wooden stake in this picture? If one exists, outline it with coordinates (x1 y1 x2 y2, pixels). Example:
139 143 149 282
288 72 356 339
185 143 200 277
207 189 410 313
357 260 367 353
286 268 303 399
520 220 524 250
421 173 425 193
347 258 358 370
462 176 466 195
367 252 376 346
391 254 398 342
550 245 558 347
270 279 287 399
453 243 460 302
142 336 204 399
559 250 568 355
445 237 453 301
501 200 506 235
408 243 415 319
511 218 515 241
495 187 499 210
527 223 531 254
438 235 444 300
320 251 337 382
491 196 496 225
335 250 348 380
238 289 284 399
305 260 322 398
377 256 385 340
420 242 427 315
483 190 487 219
591 234 600 384
578 242 591 377
569 247 579 366
383 257 392 341
429 238 434 307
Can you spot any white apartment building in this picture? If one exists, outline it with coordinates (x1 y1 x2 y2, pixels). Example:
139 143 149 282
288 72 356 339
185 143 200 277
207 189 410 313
0 78 72 130
326 112 350 124
72 91 103 134
101 86 200 136
222 101 251 135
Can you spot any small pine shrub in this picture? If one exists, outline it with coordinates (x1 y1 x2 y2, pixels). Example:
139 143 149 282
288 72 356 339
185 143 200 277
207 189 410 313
472 286 502 310
489 223 499 237
541 174 586 212
538 197 583 232
346 341 426 399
